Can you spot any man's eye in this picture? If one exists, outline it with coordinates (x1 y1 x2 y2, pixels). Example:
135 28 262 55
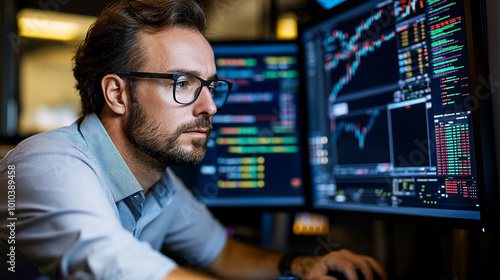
176 80 194 92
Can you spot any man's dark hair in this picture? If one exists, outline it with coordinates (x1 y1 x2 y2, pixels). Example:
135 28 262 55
73 0 207 115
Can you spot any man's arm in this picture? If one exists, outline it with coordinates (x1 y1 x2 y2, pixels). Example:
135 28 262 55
159 238 282 280
200 238 388 280
207 238 283 279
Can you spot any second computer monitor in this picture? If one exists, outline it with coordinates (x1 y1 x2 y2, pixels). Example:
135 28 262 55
193 41 306 207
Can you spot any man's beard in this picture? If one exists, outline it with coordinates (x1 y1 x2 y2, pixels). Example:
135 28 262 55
124 99 212 166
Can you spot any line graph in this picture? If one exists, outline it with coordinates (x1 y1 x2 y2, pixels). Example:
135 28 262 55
333 108 390 165
322 8 397 102
334 108 380 150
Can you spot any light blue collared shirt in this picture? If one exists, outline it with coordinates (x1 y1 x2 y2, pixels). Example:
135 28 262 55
0 114 227 280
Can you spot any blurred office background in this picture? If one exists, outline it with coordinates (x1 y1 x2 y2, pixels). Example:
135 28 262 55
1 0 311 139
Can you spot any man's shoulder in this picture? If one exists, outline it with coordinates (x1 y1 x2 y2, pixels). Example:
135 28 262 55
24 121 85 149
1 120 94 171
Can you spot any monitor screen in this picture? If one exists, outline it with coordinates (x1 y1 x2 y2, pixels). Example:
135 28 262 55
301 0 497 228
190 41 306 207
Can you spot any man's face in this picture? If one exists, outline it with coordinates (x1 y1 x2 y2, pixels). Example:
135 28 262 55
124 27 218 166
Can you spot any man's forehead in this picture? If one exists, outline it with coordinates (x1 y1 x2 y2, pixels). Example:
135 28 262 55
137 28 216 74
138 28 211 55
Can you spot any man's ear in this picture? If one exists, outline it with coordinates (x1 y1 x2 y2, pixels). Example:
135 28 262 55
101 74 129 115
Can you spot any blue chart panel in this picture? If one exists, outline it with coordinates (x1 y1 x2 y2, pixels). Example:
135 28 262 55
316 0 347 10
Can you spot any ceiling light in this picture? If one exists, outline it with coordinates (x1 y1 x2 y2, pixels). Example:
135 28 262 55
17 8 95 42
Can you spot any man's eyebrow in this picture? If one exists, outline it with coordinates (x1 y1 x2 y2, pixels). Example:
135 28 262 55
208 73 218 80
168 69 218 80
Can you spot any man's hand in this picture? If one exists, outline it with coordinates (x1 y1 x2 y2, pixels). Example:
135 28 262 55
291 249 388 280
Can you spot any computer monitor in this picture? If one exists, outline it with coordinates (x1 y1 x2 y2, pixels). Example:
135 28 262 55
188 41 306 207
301 0 498 230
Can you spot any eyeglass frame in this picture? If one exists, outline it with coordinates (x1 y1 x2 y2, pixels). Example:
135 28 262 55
114 71 233 108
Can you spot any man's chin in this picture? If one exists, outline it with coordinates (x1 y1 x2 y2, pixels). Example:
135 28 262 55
175 144 207 164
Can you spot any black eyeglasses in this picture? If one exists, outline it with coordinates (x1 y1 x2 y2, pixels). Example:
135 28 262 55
115 72 232 108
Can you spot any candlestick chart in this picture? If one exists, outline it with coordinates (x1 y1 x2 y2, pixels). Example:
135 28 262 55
323 7 398 103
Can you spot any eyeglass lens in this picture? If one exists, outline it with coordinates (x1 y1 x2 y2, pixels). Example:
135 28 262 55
174 75 229 108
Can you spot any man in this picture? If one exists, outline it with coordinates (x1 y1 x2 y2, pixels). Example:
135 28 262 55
0 0 387 279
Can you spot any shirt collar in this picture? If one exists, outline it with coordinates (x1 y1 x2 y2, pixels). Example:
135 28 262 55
149 168 178 207
79 113 143 202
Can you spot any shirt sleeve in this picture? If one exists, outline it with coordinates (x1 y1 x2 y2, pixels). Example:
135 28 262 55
158 169 228 267
0 137 177 280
